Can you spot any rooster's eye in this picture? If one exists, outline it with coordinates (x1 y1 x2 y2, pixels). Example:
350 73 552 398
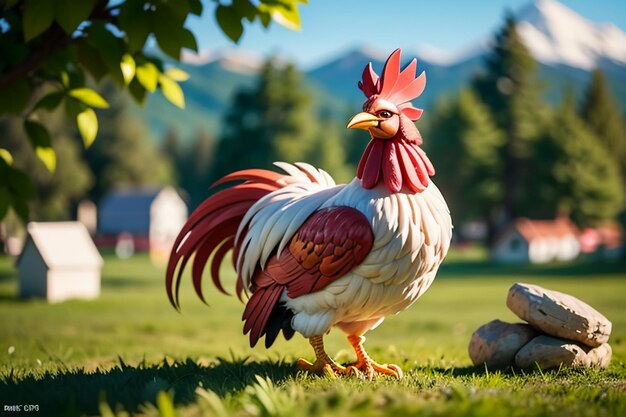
378 111 392 119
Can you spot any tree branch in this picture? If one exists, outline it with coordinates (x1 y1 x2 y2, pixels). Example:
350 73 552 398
0 0 112 93
0 27 71 92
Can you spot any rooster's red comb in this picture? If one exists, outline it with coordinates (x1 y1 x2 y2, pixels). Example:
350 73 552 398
357 48 426 121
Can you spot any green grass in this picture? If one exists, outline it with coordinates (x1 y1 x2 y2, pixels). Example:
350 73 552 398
0 252 625 416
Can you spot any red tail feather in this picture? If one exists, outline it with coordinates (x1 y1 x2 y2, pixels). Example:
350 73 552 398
165 169 286 309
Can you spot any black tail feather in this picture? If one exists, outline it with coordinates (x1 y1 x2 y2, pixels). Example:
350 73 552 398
264 302 295 348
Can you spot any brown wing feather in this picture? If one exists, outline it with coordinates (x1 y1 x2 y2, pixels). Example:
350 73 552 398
243 206 374 347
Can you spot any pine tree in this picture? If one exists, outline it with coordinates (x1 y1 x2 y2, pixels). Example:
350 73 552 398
527 91 624 226
180 129 216 209
580 69 626 183
160 129 185 186
307 115 351 184
427 90 503 229
211 59 318 180
472 15 546 225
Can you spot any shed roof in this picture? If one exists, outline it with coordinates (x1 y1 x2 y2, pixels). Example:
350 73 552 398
98 188 162 234
514 217 579 242
580 223 624 252
20 222 104 268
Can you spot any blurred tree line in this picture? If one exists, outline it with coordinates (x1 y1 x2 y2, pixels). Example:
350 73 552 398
0 0 307 224
164 59 352 209
427 16 625 242
2 14 624 247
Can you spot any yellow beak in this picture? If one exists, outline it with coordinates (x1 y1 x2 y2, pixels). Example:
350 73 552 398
347 112 380 130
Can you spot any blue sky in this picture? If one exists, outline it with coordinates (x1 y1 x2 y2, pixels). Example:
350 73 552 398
186 0 626 68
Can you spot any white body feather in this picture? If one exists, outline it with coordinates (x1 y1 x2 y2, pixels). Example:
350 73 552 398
237 163 452 338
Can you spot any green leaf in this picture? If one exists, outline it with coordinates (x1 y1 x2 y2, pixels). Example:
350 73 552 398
98 399 115 417
258 11 271 28
128 79 147 105
120 54 136 85
0 186 10 220
86 21 125 86
156 392 175 417
233 0 258 22
6 165 35 199
152 5 187 59
76 41 109 82
65 96 85 119
180 28 198 53
265 2 302 31
11 193 30 222
23 0 54 41
68 88 109 108
136 62 159 92
154 30 184 59
215 5 244 43
0 80 30 115
119 1 151 53
34 92 64 111
60 71 70 88
36 147 56 173
187 0 203 16
0 148 13 166
165 67 189 82
159 74 185 109
24 120 56 172
77 108 98 148
54 0 98 34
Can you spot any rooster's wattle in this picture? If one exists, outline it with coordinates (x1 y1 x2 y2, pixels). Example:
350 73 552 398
166 49 452 379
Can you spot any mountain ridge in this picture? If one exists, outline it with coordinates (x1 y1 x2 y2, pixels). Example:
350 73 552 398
136 0 626 143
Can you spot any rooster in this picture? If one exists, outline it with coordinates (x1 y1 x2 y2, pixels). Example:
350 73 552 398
166 49 452 379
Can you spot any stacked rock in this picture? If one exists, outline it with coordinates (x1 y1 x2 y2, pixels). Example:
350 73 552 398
469 283 612 370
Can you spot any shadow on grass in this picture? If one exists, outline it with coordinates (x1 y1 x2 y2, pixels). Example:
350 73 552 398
0 357 298 416
438 259 626 278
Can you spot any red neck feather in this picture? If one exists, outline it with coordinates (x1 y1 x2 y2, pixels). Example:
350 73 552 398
356 119 434 193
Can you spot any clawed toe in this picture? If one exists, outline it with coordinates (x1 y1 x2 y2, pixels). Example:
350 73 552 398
297 357 344 378
298 357 402 380
345 361 403 380
371 362 403 379
299 335 404 380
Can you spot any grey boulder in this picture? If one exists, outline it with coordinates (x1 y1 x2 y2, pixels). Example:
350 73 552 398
469 320 537 369
515 335 612 370
506 283 611 347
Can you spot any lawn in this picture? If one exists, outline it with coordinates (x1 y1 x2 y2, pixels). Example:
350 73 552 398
0 251 625 417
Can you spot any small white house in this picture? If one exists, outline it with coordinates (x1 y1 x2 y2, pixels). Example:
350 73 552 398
492 217 580 264
97 187 188 264
17 222 103 303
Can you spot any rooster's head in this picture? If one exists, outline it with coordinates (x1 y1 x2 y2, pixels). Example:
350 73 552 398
347 49 434 193
347 48 425 139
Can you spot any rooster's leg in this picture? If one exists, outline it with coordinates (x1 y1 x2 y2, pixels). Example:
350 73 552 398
345 335 403 379
297 335 345 377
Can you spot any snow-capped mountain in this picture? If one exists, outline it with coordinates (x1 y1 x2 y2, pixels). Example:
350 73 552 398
138 0 626 142
182 49 263 74
515 0 626 70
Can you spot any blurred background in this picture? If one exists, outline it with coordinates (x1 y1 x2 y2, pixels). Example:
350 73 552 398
2 0 625 262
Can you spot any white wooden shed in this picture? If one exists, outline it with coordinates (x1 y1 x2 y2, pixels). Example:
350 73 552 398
97 186 188 264
17 222 103 303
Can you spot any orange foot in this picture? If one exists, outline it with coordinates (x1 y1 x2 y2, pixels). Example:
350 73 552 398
297 335 346 378
345 335 403 380
297 357 346 378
